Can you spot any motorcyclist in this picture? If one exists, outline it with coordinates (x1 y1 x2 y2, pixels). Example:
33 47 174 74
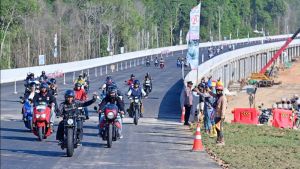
98 86 125 138
47 78 58 97
23 82 38 100
32 82 56 131
101 76 116 93
24 73 36 90
146 56 151 66
39 71 48 83
74 83 90 120
56 90 97 145
74 74 86 88
127 80 146 117
154 57 159 66
82 72 90 92
159 57 165 64
21 82 37 121
177 57 181 67
127 74 135 86
143 73 152 93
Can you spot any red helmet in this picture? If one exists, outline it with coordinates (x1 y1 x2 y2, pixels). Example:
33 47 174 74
216 85 224 90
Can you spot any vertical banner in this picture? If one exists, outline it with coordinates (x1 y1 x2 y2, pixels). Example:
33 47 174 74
39 55 46 65
186 3 201 70
54 33 58 58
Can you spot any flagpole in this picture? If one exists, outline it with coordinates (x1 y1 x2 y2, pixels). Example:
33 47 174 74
196 1 202 86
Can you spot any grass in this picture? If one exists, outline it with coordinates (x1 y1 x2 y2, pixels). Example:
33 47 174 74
194 123 300 169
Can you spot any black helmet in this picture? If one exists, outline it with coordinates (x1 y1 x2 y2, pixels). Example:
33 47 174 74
106 76 112 81
131 74 135 78
49 78 56 84
79 74 83 77
108 86 117 97
42 71 45 75
64 90 75 99
134 80 140 86
75 83 81 88
30 73 34 77
40 82 49 89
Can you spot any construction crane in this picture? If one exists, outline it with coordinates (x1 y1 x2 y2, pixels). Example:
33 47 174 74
250 28 300 87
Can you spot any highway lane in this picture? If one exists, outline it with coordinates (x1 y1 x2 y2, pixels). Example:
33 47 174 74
1 50 220 169
0 38 289 169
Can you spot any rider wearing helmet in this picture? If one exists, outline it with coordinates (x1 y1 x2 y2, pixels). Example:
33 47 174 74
101 76 116 92
74 74 86 87
98 86 125 138
143 73 152 93
39 71 48 82
56 90 97 145
127 80 146 117
32 82 57 131
47 78 57 96
74 83 90 120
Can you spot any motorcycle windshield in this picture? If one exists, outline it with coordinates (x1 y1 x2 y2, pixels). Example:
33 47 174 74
36 105 46 112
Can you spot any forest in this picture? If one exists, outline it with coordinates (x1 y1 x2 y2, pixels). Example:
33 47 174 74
1 0 299 69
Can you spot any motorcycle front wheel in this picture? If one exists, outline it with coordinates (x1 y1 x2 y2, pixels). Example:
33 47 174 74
37 127 44 141
107 124 113 148
134 108 139 125
66 128 74 157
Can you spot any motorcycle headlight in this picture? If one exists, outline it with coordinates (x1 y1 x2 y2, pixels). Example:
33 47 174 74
107 112 114 119
35 114 41 118
41 114 46 118
134 99 139 103
67 119 74 125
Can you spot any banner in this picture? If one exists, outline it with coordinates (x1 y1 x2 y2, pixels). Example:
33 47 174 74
39 55 45 65
186 3 201 70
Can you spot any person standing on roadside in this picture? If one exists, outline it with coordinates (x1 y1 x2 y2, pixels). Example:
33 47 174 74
215 84 227 146
183 81 193 125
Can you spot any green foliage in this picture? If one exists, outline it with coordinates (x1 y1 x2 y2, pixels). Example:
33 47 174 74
0 0 295 69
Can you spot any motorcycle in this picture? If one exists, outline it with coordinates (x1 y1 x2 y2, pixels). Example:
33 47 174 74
61 107 85 157
146 60 150 67
258 105 272 124
130 96 142 125
154 60 159 67
32 102 52 141
160 62 165 69
99 104 121 148
20 97 33 131
143 80 152 95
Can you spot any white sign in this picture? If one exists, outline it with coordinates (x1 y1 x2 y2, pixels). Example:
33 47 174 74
39 55 46 65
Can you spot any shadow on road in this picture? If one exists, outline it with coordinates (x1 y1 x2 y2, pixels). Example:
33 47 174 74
1 135 37 142
81 141 106 148
0 127 30 133
158 79 183 122
0 148 65 157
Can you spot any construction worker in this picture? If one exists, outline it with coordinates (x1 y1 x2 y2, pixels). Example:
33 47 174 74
214 83 227 146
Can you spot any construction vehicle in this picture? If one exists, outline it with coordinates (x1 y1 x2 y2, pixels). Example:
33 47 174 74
249 28 300 87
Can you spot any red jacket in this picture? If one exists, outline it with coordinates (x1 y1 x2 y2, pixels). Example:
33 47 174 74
74 89 87 101
127 79 134 86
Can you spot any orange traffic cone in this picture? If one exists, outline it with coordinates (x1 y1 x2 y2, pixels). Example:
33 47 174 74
180 106 185 123
192 123 204 151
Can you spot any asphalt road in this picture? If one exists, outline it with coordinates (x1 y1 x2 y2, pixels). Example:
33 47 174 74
0 38 288 169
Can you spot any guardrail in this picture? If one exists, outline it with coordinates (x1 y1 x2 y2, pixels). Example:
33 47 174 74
184 39 300 86
0 34 297 84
